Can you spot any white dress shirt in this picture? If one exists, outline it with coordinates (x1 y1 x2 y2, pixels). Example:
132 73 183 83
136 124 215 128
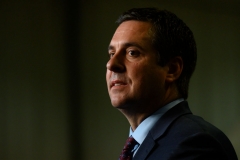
129 98 184 156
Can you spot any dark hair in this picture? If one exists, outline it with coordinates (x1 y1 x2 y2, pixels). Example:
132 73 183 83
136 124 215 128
116 8 197 99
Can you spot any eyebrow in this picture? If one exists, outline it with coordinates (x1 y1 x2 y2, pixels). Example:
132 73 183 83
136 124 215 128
108 42 144 51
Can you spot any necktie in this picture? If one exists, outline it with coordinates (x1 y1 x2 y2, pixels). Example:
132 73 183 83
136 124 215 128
119 137 139 160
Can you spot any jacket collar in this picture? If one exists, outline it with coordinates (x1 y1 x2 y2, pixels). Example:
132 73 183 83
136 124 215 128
133 101 192 160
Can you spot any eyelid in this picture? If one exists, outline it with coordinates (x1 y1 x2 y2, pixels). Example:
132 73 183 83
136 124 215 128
127 49 140 56
108 52 115 58
109 53 114 58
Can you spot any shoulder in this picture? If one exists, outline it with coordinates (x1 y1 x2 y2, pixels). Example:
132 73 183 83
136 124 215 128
152 108 238 160
134 101 238 160
153 101 229 139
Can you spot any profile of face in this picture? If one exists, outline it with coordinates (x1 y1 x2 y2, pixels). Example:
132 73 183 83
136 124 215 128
106 20 169 111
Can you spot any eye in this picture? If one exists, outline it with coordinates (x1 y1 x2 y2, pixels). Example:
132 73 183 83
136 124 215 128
109 53 114 58
128 50 139 57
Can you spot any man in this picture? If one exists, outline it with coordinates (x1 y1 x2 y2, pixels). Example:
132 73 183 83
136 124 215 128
106 8 238 160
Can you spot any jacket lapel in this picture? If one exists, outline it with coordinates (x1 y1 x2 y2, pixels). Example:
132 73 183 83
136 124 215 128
133 101 192 160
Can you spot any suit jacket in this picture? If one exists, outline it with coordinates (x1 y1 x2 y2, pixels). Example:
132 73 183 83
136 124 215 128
133 101 238 160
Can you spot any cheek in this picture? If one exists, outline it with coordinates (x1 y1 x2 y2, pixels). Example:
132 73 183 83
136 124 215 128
106 70 111 81
132 64 164 89
131 62 154 78
128 63 141 82
129 64 151 87
106 71 111 91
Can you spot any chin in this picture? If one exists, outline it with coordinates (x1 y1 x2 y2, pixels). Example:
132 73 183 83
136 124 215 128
111 99 127 109
111 101 123 108
111 99 137 111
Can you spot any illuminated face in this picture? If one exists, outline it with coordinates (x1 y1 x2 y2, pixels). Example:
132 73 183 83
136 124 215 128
106 20 168 111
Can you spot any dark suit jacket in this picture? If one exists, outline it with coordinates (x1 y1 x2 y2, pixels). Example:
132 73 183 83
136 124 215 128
133 101 238 160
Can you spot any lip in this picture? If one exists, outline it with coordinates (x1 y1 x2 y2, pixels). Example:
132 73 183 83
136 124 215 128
110 80 127 89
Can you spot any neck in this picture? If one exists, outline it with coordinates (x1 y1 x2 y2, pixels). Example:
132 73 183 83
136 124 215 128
120 90 181 131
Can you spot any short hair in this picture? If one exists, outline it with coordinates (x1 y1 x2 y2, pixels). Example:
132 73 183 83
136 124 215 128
116 8 197 99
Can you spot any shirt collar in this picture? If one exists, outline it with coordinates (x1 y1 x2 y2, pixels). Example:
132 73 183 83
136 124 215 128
129 98 184 145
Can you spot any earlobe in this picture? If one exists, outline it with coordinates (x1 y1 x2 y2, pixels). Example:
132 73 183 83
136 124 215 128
165 57 183 82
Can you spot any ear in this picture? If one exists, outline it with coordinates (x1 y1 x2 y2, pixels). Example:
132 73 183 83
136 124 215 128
165 56 183 83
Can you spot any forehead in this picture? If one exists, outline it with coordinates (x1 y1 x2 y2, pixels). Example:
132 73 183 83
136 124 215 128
115 20 152 34
110 21 153 45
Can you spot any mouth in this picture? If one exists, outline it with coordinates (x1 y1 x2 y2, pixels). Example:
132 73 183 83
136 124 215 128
110 80 127 88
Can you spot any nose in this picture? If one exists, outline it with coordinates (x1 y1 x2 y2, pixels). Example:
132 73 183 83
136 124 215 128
106 54 125 73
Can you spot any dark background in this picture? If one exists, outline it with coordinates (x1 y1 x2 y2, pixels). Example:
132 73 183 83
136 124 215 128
1 0 239 159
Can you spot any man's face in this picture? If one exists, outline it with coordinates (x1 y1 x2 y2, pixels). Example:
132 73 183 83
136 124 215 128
106 20 168 111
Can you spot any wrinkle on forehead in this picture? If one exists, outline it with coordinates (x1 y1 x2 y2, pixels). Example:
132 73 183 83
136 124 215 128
115 21 152 34
109 21 155 52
